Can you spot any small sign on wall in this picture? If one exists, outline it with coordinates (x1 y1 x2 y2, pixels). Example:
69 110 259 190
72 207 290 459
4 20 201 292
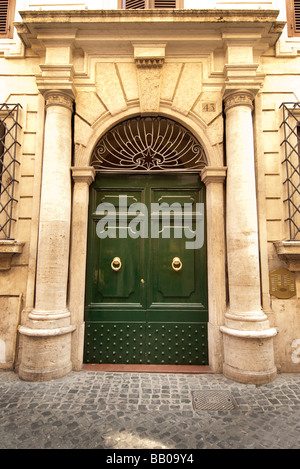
269 268 296 299
202 103 216 113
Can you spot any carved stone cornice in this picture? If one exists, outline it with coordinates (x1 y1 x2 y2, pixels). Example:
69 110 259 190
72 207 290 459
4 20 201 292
274 240 300 271
201 166 227 186
36 64 76 99
0 241 24 270
135 58 164 68
44 90 74 112
222 63 264 95
133 43 166 69
223 90 254 113
71 166 96 186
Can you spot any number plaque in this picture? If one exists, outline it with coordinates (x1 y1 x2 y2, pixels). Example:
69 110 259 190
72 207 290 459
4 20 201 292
269 268 296 299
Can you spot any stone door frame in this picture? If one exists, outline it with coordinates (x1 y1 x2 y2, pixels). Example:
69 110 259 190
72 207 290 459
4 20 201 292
69 109 227 373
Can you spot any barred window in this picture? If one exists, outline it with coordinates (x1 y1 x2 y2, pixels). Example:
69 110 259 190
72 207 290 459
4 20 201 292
280 103 300 240
119 0 182 9
286 0 300 37
0 104 21 240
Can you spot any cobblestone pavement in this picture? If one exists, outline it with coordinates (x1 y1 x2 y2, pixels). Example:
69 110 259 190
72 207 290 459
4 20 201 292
0 370 300 450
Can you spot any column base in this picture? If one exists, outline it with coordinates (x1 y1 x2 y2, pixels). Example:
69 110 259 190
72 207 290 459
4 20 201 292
220 321 278 385
18 313 76 382
19 362 73 382
223 363 277 386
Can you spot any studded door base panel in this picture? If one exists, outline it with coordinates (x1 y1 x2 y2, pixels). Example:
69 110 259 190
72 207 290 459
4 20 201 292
84 322 208 365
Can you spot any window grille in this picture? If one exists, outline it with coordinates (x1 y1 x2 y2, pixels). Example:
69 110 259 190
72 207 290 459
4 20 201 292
0 104 22 240
280 103 300 240
91 116 207 172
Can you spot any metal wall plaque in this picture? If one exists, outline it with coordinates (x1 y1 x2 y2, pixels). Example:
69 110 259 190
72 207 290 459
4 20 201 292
269 268 296 299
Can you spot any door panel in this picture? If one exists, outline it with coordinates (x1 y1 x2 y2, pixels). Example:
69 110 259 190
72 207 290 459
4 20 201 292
88 186 145 308
154 236 195 298
84 173 208 365
97 236 139 299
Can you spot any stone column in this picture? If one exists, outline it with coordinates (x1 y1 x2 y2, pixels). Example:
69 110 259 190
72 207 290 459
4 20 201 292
69 166 95 371
19 90 75 382
201 167 227 373
221 90 277 384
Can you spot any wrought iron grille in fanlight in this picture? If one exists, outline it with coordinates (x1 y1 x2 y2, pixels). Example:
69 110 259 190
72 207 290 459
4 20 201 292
0 103 22 239
91 117 207 172
280 103 300 240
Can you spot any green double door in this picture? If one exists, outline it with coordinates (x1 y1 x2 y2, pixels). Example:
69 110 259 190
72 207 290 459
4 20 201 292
84 173 208 365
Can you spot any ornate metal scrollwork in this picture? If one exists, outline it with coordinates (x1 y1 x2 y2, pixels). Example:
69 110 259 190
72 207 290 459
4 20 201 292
91 117 207 172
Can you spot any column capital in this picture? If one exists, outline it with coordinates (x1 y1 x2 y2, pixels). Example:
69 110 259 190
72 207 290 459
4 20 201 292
71 166 96 186
201 166 227 186
223 90 255 113
44 90 74 112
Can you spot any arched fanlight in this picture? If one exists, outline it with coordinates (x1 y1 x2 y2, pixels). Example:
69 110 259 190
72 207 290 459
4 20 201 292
91 116 207 172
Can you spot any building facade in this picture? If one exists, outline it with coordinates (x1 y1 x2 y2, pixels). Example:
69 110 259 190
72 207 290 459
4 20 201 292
1 0 300 384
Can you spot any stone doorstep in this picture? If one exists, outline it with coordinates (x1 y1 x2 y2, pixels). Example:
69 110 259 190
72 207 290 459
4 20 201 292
82 364 213 374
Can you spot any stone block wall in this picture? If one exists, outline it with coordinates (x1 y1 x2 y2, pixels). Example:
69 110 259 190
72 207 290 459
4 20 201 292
257 54 300 371
0 69 44 368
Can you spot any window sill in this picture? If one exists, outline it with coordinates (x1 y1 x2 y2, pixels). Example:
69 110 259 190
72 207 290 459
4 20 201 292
0 240 24 271
274 240 300 271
